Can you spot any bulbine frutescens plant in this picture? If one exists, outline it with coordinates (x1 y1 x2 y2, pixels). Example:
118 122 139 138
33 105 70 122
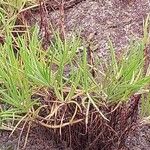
101 39 149 102
0 21 150 129
0 16 150 150
0 26 98 130
97 16 150 104
0 0 38 42
18 27 100 128
0 32 37 130
0 0 38 13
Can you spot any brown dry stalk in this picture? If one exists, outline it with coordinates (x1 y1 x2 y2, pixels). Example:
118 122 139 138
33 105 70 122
144 45 150 75
38 118 83 128
59 0 66 40
39 0 51 49
87 45 96 77
0 35 5 44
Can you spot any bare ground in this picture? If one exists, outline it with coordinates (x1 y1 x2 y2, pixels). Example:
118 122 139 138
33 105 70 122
48 0 150 57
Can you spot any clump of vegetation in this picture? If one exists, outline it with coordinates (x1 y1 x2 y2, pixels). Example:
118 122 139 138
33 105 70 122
1 1 150 150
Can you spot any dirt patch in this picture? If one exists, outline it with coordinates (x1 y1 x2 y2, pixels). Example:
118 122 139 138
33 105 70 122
2 121 150 150
48 0 150 57
125 121 150 150
0 125 72 150
27 0 150 56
